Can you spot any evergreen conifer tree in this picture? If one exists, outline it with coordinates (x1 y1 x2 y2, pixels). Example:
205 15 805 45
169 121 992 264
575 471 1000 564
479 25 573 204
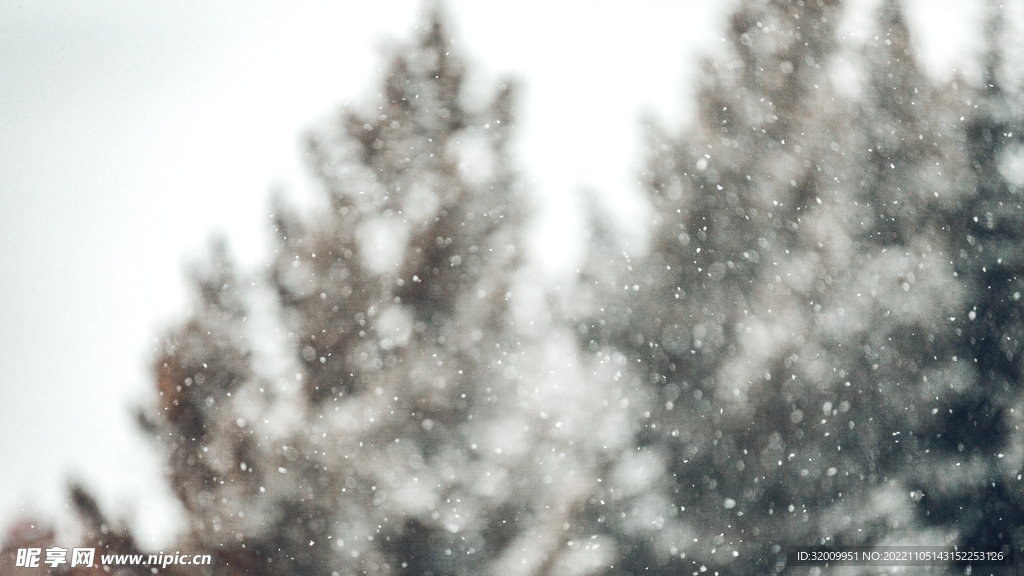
38 10 550 576
6 2 1024 576
575 0 1024 573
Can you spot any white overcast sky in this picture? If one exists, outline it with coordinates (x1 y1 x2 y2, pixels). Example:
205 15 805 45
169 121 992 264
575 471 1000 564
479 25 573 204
0 0 994 547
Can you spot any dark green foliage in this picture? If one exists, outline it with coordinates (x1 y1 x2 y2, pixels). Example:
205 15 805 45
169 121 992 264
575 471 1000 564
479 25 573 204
576 0 1024 574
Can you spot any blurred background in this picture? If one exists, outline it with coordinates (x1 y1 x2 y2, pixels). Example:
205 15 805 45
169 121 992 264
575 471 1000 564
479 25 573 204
0 0 997 549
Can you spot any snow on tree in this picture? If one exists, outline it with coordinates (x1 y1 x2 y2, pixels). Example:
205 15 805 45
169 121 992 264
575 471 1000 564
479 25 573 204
928 1 1024 552
132 11 552 576
36 8 636 576
575 0 1024 573
5 2 1024 576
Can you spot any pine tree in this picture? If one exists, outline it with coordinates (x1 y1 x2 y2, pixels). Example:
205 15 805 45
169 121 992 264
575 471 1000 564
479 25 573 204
926 1 1024 553
142 11 537 576
47 9 552 576
576 0 1023 573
